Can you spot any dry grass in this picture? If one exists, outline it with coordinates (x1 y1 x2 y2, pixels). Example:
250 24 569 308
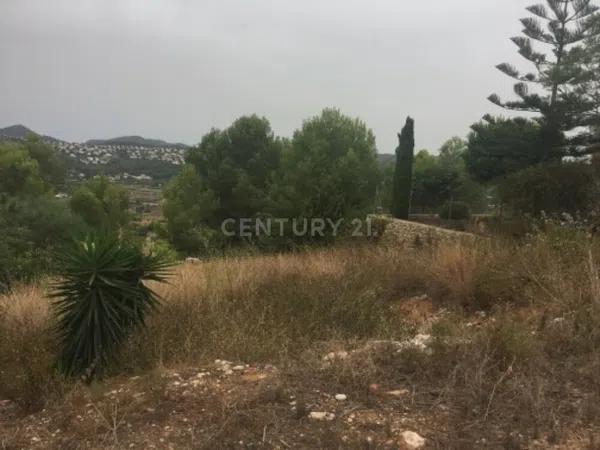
125 244 411 367
3 229 600 447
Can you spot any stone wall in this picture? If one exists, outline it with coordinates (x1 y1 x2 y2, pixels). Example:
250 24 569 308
377 217 477 249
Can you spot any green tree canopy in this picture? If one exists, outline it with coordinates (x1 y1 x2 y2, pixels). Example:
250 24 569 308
70 176 130 231
0 197 84 282
185 115 283 226
410 138 487 214
162 165 218 252
579 13 600 139
0 138 65 199
489 0 600 157
0 143 45 198
0 140 76 283
164 115 283 252
392 117 415 219
23 135 66 188
499 161 598 216
464 116 545 183
269 108 379 222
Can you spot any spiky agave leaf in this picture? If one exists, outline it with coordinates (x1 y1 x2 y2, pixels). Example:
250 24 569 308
51 234 172 378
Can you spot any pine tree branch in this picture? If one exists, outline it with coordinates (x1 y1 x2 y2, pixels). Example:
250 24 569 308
511 37 547 65
527 4 550 19
571 0 599 20
521 17 556 43
548 0 569 21
496 63 521 80
514 82 530 98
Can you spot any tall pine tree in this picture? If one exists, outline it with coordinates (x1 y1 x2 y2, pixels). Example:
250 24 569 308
392 117 415 220
489 0 600 157
581 13 600 140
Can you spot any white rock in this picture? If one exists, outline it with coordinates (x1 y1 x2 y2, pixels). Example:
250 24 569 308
232 365 245 371
323 350 349 362
334 394 347 401
308 411 335 421
397 334 432 352
400 431 426 449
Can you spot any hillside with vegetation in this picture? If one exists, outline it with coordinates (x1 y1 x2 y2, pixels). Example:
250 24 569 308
1 1 600 448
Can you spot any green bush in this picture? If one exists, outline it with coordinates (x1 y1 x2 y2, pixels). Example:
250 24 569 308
51 235 171 378
498 161 598 217
439 200 471 220
0 196 85 283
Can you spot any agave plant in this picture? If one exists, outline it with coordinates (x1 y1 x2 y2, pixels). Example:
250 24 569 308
51 234 171 378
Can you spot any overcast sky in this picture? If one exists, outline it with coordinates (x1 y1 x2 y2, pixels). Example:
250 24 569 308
0 0 530 153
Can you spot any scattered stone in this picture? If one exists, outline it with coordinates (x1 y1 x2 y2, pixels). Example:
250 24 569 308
397 333 432 352
232 365 245 371
386 389 409 397
323 350 349 362
400 431 426 449
335 394 347 401
308 411 336 421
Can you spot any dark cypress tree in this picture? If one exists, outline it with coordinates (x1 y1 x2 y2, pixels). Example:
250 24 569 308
489 0 600 157
392 117 415 219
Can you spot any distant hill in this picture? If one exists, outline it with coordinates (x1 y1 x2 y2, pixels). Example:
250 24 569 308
377 153 394 167
0 124 60 143
86 136 189 149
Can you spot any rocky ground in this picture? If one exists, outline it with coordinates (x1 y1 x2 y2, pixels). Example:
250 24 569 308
0 358 434 449
1 295 598 449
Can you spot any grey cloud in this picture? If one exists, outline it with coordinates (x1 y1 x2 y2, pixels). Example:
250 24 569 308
1 0 528 152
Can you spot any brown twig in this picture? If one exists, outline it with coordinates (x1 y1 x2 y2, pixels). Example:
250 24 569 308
483 358 515 422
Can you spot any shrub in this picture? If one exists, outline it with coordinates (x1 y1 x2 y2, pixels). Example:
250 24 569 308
498 161 598 217
0 196 85 283
439 200 471 220
51 235 171 378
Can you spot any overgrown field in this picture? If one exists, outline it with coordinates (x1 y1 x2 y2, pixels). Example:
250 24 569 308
2 230 600 448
